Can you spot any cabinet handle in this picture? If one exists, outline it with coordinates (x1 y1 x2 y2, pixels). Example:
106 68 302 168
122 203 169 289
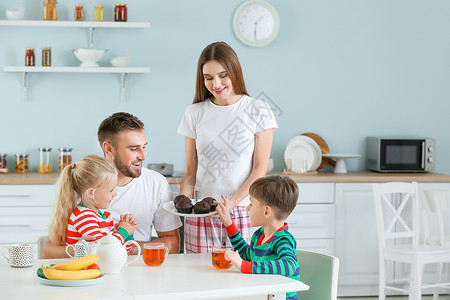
0 194 31 198
0 224 32 227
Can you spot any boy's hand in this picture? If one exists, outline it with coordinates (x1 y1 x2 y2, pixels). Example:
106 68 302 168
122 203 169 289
215 195 233 227
225 250 242 270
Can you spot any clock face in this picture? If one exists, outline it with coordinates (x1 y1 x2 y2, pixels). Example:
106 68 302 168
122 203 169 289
233 0 280 47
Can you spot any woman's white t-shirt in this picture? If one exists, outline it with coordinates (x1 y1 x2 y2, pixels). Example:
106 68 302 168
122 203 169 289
177 95 278 206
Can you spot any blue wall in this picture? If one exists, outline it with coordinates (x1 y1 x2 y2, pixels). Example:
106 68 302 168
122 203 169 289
1 0 449 174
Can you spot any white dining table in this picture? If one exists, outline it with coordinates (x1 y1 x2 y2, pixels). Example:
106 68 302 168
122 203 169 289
0 253 309 300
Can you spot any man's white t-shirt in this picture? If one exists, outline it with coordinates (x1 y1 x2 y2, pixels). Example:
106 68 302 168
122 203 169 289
107 168 182 241
177 95 278 206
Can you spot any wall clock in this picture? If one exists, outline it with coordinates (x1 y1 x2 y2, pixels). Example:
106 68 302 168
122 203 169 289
233 0 280 47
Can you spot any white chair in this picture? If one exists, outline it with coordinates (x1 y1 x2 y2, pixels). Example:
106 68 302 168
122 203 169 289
419 189 450 299
296 250 340 300
373 182 450 300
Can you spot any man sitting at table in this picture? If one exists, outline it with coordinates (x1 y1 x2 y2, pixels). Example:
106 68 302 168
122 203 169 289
43 112 182 258
216 175 300 300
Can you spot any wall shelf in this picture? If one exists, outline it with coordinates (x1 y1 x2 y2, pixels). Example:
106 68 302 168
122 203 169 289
3 66 150 102
0 20 151 48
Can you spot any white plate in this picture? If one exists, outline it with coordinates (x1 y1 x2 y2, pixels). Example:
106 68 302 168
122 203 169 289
38 275 104 287
284 136 321 172
163 201 217 218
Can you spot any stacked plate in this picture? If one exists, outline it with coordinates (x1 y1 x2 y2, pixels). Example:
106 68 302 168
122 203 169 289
284 135 322 173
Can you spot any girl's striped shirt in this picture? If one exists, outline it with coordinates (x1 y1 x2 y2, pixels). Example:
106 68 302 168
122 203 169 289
66 205 134 253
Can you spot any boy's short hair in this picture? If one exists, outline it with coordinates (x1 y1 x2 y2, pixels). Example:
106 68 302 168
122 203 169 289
249 175 298 220
97 112 144 148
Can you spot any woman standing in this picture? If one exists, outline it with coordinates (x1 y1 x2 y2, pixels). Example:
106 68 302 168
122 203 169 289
177 41 278 253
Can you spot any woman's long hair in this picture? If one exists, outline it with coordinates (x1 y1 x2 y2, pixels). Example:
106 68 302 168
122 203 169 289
48 155 118 245
193 41 249 103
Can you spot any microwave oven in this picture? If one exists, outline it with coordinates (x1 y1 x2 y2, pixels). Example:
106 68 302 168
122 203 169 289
366 137 435 172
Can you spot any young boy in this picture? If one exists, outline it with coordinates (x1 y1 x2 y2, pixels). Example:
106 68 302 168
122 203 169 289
216 175 300 300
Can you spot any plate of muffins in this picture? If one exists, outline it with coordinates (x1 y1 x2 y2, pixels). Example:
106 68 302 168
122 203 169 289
163 195 219 217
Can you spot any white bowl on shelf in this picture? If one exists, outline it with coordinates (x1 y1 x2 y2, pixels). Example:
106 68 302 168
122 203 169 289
110 56 131 68
73 49 107 67
6 7 25 20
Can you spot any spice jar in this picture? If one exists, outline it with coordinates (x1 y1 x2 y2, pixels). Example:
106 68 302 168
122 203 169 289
75 5 84 21
0 154 7 169
95 5 104 22
15 154 29 173
42 47 51 67
43 0 58 21
59 148 72 172
25 48 35 66
38 148 52 174
114 4 127 22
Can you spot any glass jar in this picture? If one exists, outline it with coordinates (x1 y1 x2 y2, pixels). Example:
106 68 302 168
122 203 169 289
0 154 7 169
43 0 57 21
42 47 51 67
114 4 127 22
15 154 29 173
25 48 35 66
38 148 52 174
95 5 104 22
59 148 72 172
75 5 84 21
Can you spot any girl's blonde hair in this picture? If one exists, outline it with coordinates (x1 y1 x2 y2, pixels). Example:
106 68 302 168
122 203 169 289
48 155 118 245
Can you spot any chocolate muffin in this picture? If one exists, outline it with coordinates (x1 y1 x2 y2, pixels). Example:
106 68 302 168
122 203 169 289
193 201 211 214
174 194 190 205
202 197 217 212
175 198 193 214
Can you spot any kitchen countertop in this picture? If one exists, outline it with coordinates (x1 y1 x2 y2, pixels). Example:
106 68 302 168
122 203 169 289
0 254 308 300
1 171 450 185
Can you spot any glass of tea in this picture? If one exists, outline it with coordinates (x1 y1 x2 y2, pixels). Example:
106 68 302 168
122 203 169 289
211 246 233 270
143 243 168 266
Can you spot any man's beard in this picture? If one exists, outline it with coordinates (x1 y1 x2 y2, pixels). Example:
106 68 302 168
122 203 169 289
114 156 142 178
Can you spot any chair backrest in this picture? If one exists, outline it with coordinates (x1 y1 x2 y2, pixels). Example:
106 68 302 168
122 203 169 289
419 188 447 246
37 236 48 259
372 182 420 249
296 250 340 300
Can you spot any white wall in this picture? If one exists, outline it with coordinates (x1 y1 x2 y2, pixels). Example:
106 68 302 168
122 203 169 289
1 0 449 174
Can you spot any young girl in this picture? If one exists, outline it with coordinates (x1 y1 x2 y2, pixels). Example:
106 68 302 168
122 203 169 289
48 155 138 252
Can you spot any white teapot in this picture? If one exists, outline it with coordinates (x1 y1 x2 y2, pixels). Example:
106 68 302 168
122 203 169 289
95 232 141 274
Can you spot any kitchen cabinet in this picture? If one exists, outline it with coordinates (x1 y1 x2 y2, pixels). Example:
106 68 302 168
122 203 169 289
335 182 450 297
288 183 335 255
0 20 151 101
0 185 55 257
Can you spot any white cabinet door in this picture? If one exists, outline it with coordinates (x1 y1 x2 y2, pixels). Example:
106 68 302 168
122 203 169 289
335 183 381 297
0 185 55 256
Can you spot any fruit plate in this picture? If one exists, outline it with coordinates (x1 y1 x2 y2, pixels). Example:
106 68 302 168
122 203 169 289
38 275 104 287
163 201 217 218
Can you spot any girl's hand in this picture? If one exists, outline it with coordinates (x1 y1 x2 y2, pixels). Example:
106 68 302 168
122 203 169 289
215 195 233 227
225 250 242 270
117 220 138 235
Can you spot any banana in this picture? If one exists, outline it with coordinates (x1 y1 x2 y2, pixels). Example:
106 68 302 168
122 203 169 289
42 264 101 280
53 255 99 271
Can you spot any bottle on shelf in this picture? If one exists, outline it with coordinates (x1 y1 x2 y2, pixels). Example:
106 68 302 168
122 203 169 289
43 0 58 21
15 154 29 173
25 48 35 66
42 47 51 67
114 4 127 22
38 148 52 174
75 5 84 21
0 154 7 169
58 148 72 172
95 5 104 22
